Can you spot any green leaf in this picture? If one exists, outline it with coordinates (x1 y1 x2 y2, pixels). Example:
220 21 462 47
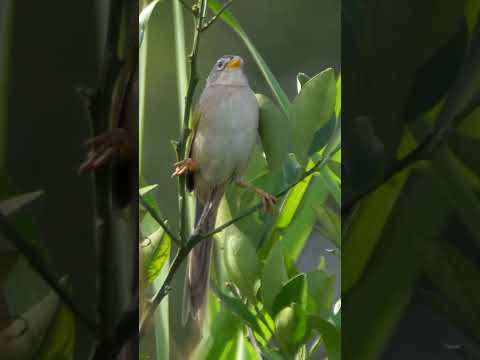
309 315 340 360
261 241 288 314
290 68 337 166
314 205 340 249
335 73 341 119
37 305 75 360
343 169 451 359
296 73 311 93
272 273 308 317
417 237 480 339
223 225 261 302
256 94 291 171
212 287 266 341
275 304 311 356
305 270 335 317
142 228 171 283
208 0 290 114
139 184 158 196
279 173 329 261
342 130 412 292
139 0 162 46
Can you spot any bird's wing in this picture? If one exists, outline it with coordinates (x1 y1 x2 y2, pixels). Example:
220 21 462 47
186 105 201 192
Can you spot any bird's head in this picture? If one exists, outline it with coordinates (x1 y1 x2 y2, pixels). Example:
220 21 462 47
206 55 249 86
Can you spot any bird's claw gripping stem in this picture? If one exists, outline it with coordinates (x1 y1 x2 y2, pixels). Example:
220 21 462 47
172 158 197 177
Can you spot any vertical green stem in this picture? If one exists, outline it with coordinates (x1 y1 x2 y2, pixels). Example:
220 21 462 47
177 0 207 243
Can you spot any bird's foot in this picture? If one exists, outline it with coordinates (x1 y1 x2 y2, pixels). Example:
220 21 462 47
255 188 278 212
172 158 197 177
78 128 132 174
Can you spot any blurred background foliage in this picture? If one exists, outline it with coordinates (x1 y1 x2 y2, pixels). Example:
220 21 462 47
0 1 137 359
139 0 340 359
343 0 480 359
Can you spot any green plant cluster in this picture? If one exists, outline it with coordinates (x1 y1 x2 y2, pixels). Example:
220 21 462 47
139 1 341 359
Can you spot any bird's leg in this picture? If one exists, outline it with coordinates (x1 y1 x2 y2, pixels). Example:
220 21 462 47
172 158 198 177
78 128 133 174
235 179 278 212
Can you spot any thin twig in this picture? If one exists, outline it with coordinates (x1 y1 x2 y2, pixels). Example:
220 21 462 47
139 196 182 247
201 0 234 31
0 213 100 337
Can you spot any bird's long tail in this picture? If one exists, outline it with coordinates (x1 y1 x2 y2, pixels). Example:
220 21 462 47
182 187 222 331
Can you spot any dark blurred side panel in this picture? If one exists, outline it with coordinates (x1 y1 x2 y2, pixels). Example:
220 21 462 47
0 1 139 359
342 1 480 359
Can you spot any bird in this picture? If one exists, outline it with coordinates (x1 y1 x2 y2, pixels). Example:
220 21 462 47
172 55 278 336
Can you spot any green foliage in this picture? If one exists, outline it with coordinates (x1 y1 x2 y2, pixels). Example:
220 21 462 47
342 2 480 357
140 1 340 359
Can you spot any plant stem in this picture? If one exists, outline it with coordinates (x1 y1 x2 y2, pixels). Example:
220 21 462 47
177 0 207 244
201 0 234 31
140 195 182 246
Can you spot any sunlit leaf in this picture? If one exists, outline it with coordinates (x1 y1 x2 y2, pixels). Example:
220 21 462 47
290 68 336 166
272 273 307 317
256 94 290 171
305 270 335 317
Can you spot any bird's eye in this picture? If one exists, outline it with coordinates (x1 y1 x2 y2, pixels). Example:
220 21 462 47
217 60 224 69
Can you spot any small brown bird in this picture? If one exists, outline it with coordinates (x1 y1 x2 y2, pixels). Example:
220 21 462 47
172 55 277 334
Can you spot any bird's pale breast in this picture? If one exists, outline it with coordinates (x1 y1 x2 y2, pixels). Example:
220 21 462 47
193 85 258 191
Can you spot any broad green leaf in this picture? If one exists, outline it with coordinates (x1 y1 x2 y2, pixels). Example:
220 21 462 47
309 315 340 360
296 73 311 93
344 169 451 359
342 130 413 292
196 309 241 359
318 166 341 207
282 153 302 186
272 273 308 317
261 241 288 314
290 68 336 166
457 105 480 139
308 117 336 156
305 270 335 317
279 174 329 261
314 206 340 249
208 0 290 114
212 287 266 341
417 236 480 339
139 0 162 46
223 223 261 302
275 304 311 356
37 305 75 360
256 94 290 171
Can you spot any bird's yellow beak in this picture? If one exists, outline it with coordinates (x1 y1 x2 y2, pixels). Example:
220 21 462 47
227 57 242 68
